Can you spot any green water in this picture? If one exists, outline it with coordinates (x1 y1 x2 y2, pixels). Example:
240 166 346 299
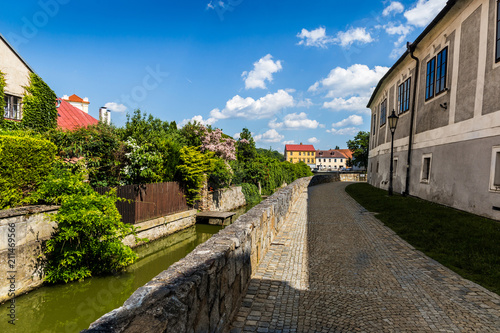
0 224 222 333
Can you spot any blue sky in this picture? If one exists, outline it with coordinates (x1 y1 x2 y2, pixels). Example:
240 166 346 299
0 0 446 150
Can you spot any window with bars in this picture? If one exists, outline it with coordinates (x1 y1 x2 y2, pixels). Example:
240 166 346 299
426 58 436 100
398 78 411 114
380 99 387 126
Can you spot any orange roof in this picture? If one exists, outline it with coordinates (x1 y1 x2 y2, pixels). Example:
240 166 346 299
285 144 316 152
57 99 98 130
64 94 89 104
338 149 353 159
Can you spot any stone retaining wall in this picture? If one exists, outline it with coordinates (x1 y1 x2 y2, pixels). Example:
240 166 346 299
198 185 246 212
84 177 313 333
0 205 59 303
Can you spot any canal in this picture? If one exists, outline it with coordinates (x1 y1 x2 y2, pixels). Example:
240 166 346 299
0 205 254 333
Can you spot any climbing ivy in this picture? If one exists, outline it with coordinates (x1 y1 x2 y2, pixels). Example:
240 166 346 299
0 70 6 122
21 73 58 132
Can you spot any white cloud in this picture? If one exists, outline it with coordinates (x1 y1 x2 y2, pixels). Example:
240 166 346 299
310 64 388 99
383 2 405 16
242 54 283 90
331 115 364 128
390 43 408 59
297 26 374 49
308 137 320 144
404 0 447 27
206 1 215 9
233 132 240 139
104 102 127 112
180 115 217 126
210 89 294 120
297 98 314 108
327 127 359 136
323 96 371 114
296 27 334 48
254 129 284 143
268 112 320 130
385 23 412 36
336 27 373 47
283 140 295 144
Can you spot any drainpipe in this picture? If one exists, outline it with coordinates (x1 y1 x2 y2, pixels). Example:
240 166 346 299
404 41 419 196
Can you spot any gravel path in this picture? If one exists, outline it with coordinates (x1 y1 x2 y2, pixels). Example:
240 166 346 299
229 182 500 332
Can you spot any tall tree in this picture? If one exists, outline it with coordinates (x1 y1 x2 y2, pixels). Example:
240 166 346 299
236 127 257 163
346 131 369 169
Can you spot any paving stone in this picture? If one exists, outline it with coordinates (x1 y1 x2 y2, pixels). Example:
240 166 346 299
229 182 500 332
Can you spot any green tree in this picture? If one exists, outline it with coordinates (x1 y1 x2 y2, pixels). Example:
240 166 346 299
335 145 340 150
346 131 369 170
236 127 256 162
21 73 58 132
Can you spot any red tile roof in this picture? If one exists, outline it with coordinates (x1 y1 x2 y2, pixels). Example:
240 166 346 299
338 149 353 159
64 94 89 104
285 144 316 152
57 98 98 130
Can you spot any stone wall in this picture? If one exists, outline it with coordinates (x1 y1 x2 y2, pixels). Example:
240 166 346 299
84 177 312 333
0 207 196 303
198 185 246 212
0 205 59 303
340 173 367 182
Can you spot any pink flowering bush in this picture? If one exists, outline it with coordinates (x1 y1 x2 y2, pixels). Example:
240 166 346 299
199 125 236 161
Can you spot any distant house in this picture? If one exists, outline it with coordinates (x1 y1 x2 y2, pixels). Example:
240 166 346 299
315 150 347 171
0 33 33 121
284 143 316 169
368 0 500 220
62 94 90 113
57 98 98 130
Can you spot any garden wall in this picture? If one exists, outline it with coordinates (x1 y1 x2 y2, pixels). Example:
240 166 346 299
197 185 246 212
84 177 313 333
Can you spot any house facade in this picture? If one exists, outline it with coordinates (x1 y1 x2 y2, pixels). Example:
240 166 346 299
368 0 500 220
0 34 33 121
315 150 347 171
284 143 316 169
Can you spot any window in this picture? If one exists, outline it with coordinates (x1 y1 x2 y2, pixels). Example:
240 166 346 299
4 94 21 120
426 58 436 100
393 158 398 177
398 78 411 114
420 154 432 183
372 114 376 135
376 162 379 173
435 47 448 94
496 0 500 62
489 146 500 191
380 99 387 126
425 47 448 100
299 152 301 156
334 159 337 162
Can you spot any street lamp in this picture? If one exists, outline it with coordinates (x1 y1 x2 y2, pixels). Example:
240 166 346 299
388 109 399 196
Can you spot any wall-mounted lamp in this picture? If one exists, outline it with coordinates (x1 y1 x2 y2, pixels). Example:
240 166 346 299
440 102 447 110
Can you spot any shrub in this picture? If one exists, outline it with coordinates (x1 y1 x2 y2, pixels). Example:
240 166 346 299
208 158 233 190
43 189 139 283
0 134 56 209
241 183 261 206
176 146 216 205
0 70 5 122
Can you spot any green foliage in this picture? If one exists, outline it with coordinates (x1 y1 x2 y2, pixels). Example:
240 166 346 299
346 183 500 294
176 146 216 205
0 134 56 209
28 161 93 205
21 73 58 132
346 131 369 169
120 110 186 182
0 70 5 122
256 147 285 161
236 128 256 162
240 182 261 206
179 121 205 147
121 138 164 184
47 123 125 187
43 189 138 283
208 158 233 189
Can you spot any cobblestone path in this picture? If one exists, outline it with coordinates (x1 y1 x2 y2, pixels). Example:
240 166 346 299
229 182 500 332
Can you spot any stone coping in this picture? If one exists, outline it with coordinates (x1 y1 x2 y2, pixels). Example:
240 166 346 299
0 205 60 220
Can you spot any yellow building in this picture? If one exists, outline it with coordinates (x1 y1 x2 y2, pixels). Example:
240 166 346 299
284 143 316 167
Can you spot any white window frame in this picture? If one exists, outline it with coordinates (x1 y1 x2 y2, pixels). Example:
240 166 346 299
489 146 500 192
393 157 398 177
420 153 432 184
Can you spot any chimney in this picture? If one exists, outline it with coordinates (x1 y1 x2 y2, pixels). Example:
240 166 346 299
99 107 111 125
300 142 303 145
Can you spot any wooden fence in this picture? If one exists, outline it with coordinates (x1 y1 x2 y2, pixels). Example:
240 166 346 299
95 182 189 224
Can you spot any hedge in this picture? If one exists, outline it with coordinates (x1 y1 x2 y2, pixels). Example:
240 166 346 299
0 134 57 209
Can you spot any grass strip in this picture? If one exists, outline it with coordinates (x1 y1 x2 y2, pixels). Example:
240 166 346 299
345 183 500 295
